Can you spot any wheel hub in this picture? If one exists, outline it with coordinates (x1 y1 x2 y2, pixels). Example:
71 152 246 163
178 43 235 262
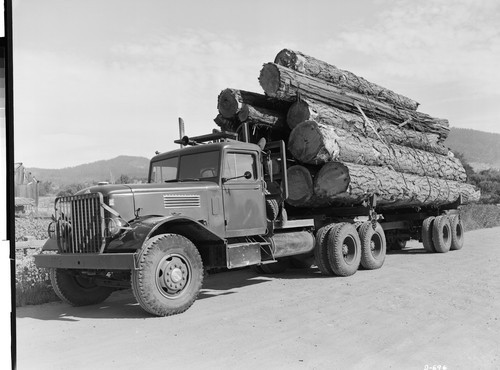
170 268 183 283
156 255 190 298
342 244 349 256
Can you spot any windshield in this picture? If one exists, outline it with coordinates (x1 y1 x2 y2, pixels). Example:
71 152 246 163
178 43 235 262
149 150 220 183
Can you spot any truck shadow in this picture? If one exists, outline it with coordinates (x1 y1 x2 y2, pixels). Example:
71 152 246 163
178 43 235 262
387 247 428 255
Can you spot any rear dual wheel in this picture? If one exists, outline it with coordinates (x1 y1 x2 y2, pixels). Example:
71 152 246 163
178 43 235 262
449 214 464 250
422 215 457 253
432 215 452 253
358 222 386 270
327 223 361 276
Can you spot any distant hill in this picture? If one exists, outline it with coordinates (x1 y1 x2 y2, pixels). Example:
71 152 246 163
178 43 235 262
25 128 500 188
28 155 150 186
445 128 500 170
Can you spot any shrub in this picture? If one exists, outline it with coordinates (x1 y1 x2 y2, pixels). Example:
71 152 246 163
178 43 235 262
15 217 51 242
15 250 59 307
460 204 500 232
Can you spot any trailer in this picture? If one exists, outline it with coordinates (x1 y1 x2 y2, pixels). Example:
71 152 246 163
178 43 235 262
34 129 465 316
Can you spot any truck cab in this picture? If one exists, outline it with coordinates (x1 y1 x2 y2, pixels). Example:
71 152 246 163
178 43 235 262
147 140 267 238
34 131 313 317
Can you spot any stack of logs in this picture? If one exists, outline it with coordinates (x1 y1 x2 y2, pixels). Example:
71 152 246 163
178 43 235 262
215 49 479 209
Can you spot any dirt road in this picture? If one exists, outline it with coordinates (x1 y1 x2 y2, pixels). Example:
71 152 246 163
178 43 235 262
16 227 500 369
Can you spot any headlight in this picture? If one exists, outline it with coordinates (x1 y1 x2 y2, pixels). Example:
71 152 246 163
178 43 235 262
107 217 127 237
47 221 57 239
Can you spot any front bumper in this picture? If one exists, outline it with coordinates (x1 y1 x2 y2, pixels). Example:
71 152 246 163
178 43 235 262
34 253 137 270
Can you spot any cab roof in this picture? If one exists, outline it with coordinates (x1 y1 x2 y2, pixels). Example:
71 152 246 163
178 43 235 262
150 140 261 162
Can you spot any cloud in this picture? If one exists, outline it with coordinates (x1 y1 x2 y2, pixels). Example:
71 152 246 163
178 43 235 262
323 0 500 94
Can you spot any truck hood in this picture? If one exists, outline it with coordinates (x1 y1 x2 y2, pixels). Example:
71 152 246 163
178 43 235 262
79 181 220 222
80 181 219 197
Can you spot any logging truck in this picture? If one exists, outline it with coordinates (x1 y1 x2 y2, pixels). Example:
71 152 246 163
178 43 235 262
34 129 465 317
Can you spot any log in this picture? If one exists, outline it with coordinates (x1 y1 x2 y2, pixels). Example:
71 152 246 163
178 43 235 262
238 104 287 130
288 120 466 181
275 48 419 111
214 114 238 132
287 99 449 155
259 63 450 140
286 165 314 207
217 88 291 118
286 162 480 209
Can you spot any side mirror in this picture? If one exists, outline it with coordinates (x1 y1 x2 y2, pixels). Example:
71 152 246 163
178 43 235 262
222 171 253 183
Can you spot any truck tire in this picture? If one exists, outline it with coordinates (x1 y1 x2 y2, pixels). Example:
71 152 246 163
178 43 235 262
314 223 337 275
265 198 279 222
432 215 452 253
49 268 113 306
327 223 361 277
358 222 386 270
449 214 464 251
132 234 204 317
421 216 436 253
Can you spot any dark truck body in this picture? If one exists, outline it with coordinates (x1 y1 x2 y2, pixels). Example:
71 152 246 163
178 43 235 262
35 133 464 316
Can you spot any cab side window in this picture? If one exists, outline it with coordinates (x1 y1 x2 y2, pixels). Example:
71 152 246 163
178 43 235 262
223 152 257 182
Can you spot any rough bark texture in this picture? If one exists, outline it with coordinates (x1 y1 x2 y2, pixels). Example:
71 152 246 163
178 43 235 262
286 162 480 209
259 63 449 140
217 88 291 119
275 48 419 111
238 104 286 130
287 99 449 155
288 120 466 181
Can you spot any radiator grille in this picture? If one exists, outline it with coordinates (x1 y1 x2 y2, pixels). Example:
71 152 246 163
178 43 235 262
55 193 105 253
163 194 201 208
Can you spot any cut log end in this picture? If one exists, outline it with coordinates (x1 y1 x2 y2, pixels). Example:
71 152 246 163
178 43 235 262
314 162 350 197
286 100 312 129
259 63 281 97
286 165 314 206
274 48 298 69
288 120 340 164
217 89 240 118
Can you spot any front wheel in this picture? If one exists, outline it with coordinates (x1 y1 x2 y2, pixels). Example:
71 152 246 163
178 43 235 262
50 268 113 306
132 234 204 317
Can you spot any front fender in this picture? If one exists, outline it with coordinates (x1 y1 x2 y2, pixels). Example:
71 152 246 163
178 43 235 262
106 215 223 251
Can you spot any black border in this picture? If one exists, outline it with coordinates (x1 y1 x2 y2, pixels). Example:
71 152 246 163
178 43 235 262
4 0 16 368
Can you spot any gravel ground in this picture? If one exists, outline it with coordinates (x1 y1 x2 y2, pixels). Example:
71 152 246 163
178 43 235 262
15 227 500 370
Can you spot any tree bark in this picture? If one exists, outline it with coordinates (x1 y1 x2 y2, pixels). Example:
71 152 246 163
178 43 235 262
288 120 466 181
287 99 449 155
286 162 480 209
275 48 419 111
217 88 291 119
259 63 450 140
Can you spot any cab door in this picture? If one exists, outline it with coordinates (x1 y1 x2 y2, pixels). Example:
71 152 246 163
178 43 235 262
222 150 266 237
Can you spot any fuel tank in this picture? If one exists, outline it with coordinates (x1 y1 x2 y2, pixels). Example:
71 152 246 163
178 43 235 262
269 231 315 258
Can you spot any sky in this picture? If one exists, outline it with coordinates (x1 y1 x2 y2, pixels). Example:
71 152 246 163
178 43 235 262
12 0 500 169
